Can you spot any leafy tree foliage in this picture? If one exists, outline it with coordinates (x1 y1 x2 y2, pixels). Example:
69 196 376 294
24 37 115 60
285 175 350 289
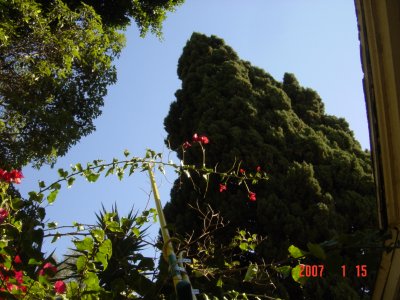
0 0 125 168
161 33 378 298
50 0 186 33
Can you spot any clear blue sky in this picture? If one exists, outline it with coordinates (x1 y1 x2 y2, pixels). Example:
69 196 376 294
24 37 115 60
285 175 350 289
20 1 370 259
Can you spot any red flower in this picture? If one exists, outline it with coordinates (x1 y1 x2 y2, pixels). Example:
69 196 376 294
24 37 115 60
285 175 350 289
39 262 57 276
192 133 200 142
219 184 227 192
200 136 209 144
239 169 245 174
6 283 17 292
256 166 261 172
54 280 66 294
14 270 23 284
8 170 23 184
0 208 8 224
14 255 22 264
192 133 209 144
0 169 23 184
182 141 191 149
248 192 256 201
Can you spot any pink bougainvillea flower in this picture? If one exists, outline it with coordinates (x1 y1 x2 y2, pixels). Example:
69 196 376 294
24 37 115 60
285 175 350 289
182 141 191 149
256 166 261 172
14 270 23 284
14 255 22 264
219 184 227 192
54 280 66 294
6 282 17 292
0 208 8 224
200 136 209 144
0 169 23 184
8 170 23 184
248 192 256 201
192 133 200 142
192 133 209 144
44 262 57 273
39 262 57 276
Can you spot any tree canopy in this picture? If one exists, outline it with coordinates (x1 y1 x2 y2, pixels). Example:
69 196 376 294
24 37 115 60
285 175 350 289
0 0 185 169
53 0 185 33
161 32 378 298
0 0 125 168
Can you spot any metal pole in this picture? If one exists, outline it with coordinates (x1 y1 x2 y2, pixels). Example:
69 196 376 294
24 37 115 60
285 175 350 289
148 164 196 299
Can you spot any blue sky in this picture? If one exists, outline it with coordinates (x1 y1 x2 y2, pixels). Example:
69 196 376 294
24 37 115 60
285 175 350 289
20 1 370 259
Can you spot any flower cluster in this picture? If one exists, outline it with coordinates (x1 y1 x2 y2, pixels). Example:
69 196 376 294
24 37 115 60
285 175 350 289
0 255 27 295
0 208 8 224
0 257 66 297
54 280 66 294
38 263 66 294
182 133 210 149
38 262 58 276
0 169 23 184
219 166 263 202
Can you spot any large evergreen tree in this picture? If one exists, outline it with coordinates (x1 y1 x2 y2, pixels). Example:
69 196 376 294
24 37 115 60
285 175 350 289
161 33 379 299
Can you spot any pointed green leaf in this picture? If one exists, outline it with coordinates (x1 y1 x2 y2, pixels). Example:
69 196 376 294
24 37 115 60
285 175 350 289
243 263 258 282
288 245 306 259
47 190 59 204
67 177 75 188
291 264 307 285
47 222 58 229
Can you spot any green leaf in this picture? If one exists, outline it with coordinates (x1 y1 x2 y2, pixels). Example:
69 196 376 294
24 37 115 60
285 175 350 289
87 173 100 183
67 177 75 188
75 163 83 172
83 272 100 290
0 240 8 248
98 239 112 258
76 256 87 272
275 265 292 278
117 169 124 181
47 222 58 229
239 243 248 251
74 237 94 252
51 232 61 243
307 242 326 260
288 245 306 259
124 149 130 157
105 167 114 177
95 252 108 270
47 190 59 204
91 229 105 242
28 258 42 265
291 264 307 285
132 227 140 238
10 197 23 209
243 263 258 282
39 181 46 188
216 277 223 287
29 191 44 203
95 240 112 270
58 168 68 178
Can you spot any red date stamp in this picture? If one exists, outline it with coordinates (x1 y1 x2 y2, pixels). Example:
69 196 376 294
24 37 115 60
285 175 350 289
299 264 325 277
299 264 368 277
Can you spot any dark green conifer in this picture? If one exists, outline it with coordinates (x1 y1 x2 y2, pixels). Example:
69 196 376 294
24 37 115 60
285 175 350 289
161 33 378 299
